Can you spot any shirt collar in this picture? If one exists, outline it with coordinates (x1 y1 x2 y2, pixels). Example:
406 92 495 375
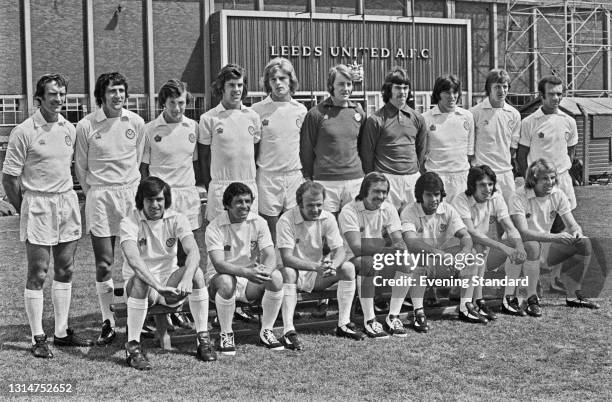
262 95 302 107
322 97 358 109
94 107 130 123
216 210 258 226
31 109 68 128
383 102 415 117
152 112 189 127
430 105 464 116
137 209 177 222
525 186 559 199
535 107 564 118
481 97 514 112
214 102 247 113
415 202 445 217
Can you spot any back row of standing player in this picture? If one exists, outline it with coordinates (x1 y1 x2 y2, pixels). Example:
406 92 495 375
1 57 590 358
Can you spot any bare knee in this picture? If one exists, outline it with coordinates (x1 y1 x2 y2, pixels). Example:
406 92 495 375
353 256 375 276
126 276 149 299
337 261 355 280
524 241 541 261
26 265 48 290
213 274 236 299
281 267 298 284
265 269 283 291
192 268 206 289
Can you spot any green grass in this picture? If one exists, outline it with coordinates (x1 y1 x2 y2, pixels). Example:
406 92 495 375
0 186 611 400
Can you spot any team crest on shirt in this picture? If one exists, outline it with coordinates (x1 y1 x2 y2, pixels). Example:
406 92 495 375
125 129 136 139
64 135 72 146
508 120 516 129
154 135 162 142
262 119 269 126
482 120 489 126
296 118 302 128
538 132 544 139
526 212 532 219
94 133 102 140
489 216 497 224
354 113 362 122
248 126 255 135
138 238 147 247
166 237 176 248
189 133 196 143
38 139 46 145
463 120 470 131
439 223 448 232
429 124 436 131
216 126 224 134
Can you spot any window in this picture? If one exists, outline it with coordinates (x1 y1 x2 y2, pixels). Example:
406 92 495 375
63 95 88 124
125 95 150 121
0 96 24 126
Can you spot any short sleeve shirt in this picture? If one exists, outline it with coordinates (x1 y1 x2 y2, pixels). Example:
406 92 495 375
422 106 474 173
338 200 401 239
451 191 509 235
198 103 261 182
400 202 466 248
120 209 193 279
2 110 76 193
75 108 145 190
142 113 199 188
276 206 343 263
518 108 578 173
470 98 521 173
205 211 273 270
251 96 307 173
509 186 571 233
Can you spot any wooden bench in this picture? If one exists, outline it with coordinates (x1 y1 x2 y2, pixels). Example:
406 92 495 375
110 289 338 350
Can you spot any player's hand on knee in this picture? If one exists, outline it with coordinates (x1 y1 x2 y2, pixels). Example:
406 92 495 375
176 279 193 297
247 264 272 284
509 248 527 264
552 232 575 246
157 286 180 299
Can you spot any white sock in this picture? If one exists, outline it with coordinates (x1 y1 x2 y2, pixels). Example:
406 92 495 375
281 284 297 334
523 259 540 298
389 272 410 316
188 288 209 333
126 297 148 343
459 297 471 313
261 289 283 332
24 288 44 344
51 281 71 338
504 258 523 297
215 293 235 334
473 263 486 300
336 280 355 327
409 284 425 310
96 279 115 327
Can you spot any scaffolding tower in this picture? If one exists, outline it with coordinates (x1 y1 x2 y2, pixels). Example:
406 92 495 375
504 0 612 96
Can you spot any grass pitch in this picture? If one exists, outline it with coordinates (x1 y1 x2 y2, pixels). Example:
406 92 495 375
0 186 611 400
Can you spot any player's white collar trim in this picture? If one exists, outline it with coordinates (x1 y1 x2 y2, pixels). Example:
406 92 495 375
262 95 301 107
415 202 446 216
216 210 258 226
291 205 328 224
430 105 466 116
153 112 190 127
31 109 68 128
525 186 560 199
94 107 130 122
481 97 513 111
137 208 178 222
214 102 248 113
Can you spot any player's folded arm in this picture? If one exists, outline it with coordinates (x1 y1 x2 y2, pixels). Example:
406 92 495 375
208 249 249 278
401 229 442 256
278 247 320 272
178 234 201 280
509 213 553 243
121 240 164 291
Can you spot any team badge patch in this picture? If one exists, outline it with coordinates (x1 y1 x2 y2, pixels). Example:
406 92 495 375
526 213 532 219
166 238 176 248
64 136 72 146
154 135 162 142
439 223 448 232
138 238 147 247
189 133 196 143
38 139 46 145
224 245 231 251
296 118 302 128
125 129 136 139
463 120 470 131
262 119 269 126
483 120 489 126
354 113 362 122
94 133 102 140
248 126 255 135
429 124 436 131
216 126 224 134
538 132 544 139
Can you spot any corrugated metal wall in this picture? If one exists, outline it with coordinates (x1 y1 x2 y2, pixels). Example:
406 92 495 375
217 14 468 93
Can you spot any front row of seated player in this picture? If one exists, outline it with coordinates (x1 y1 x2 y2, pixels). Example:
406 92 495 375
121 159 598 370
